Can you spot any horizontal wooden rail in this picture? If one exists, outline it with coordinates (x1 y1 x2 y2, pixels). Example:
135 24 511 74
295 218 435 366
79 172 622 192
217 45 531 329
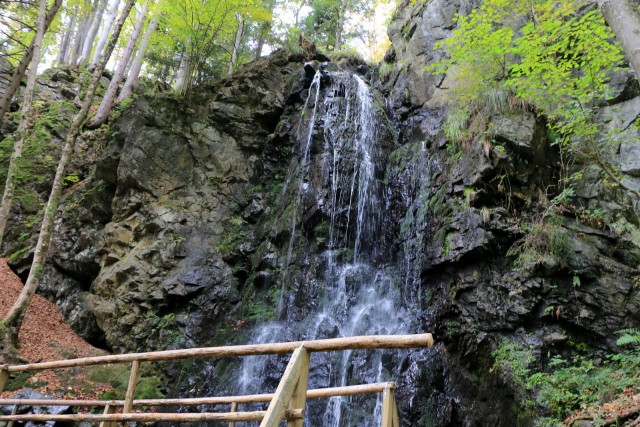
0 382 396 407
0 409 304 423
4 333 433 373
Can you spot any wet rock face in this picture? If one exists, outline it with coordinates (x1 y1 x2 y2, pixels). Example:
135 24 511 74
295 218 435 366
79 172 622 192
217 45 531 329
379 0 478 113
381 0 640 425
4 1 640 425
28 50 309 352
0 389 72 427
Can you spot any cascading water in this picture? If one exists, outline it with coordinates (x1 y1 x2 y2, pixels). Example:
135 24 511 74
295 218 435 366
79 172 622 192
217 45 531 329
236 66 419 426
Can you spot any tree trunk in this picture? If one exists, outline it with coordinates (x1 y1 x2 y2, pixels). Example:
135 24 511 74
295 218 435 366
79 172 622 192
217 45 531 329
0 0 52 250
92 0 122 68
334 0 346 51
56 7 77 66
597 0 640 81
0 0 63 119
254 22 269 60
1 0 137 354
228 16 245 76
254 0 275 60
71 1 93 66
87 3 147 128
81 0 108 65
117 12 159 102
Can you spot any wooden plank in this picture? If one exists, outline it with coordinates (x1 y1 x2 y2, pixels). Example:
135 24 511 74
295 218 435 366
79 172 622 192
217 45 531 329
6 403 17 427
391 392 400 427
0 365 8 393
7 334 434 372
98 403 116 427
0 382 397 407
381 385 392 427
287 347 310 427
260 346 307 427
123 360 140 413
0 409 304 423
229 402 238 427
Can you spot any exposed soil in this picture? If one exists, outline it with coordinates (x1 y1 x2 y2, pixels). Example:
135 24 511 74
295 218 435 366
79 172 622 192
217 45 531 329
0 258 111 400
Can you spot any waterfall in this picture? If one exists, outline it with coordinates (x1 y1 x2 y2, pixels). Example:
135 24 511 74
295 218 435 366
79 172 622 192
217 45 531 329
236 68 415 426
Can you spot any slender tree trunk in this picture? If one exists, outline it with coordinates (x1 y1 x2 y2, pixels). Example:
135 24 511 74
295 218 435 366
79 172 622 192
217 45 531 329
87 3 147 128
81 0 108 64
597 0 640 81
71 1 93 66
0 0 51 251
56 7 78 66
0 0 63 119
254 21 269 60
254 0 275 60
334 0 346 51
92 0 122 68
117 12 158 102
1 0 137 355
228 16 245 76
180 54 195 97
294 0 307 26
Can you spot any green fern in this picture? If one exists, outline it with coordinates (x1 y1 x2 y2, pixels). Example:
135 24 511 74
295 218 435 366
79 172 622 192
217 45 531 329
616 328 640 347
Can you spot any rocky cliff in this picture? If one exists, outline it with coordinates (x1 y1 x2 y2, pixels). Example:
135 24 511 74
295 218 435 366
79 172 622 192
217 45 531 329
2 0 640 425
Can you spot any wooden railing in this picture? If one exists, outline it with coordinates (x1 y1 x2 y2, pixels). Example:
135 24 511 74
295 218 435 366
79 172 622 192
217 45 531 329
0 333 434 426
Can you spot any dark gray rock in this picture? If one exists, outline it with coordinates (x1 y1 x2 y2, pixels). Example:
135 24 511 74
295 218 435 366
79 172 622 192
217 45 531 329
0 389 72 427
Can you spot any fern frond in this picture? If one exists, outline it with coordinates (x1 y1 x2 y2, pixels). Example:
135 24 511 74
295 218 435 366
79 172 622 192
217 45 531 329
615 328 640 346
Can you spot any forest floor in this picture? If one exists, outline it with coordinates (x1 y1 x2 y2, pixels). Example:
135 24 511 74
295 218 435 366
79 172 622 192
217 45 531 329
0 258 113 400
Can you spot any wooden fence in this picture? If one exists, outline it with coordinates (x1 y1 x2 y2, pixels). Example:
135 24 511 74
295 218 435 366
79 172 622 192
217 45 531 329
0 333 434 426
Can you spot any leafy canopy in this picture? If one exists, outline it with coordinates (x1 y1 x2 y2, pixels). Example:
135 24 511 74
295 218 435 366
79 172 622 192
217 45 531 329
428 0 624 148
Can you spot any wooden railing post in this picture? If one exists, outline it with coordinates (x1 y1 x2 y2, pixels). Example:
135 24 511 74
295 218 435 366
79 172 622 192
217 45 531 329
391 390 400 427
98 403 116 427
123 360 140 413
7 404 18 427
260 346 310 427
0 365 9 393
287 347 310 427
381 383 399 427
228 402 238 427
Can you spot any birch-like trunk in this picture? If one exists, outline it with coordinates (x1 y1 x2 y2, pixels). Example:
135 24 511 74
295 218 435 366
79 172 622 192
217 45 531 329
117 12 159 102
91 0 122 68
1 0 137 351
56 7 77 66
71 1 94 66
0 0 52 250
334 0 346 51
228 16 245 76
597 0 640 81
0 0 63 119
87 3 148 128
81 0 108 64
254 0 275 60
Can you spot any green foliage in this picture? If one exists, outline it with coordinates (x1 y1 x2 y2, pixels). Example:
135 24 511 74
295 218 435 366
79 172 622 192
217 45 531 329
492 338 536 384
428 0 626 187
0 101 76 216
239 280 279 323
378 61 395 79
4 372 47 392
616 328 640 347
217 216 248 255
443 108 469 143
284 27 303 54
89 364 165 400
152 0 270 95
493 339 640 424
64 173 80 185
507 215 572 270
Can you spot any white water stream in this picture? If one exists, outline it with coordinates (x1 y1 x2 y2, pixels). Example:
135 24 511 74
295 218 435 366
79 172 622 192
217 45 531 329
238 69 409 427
